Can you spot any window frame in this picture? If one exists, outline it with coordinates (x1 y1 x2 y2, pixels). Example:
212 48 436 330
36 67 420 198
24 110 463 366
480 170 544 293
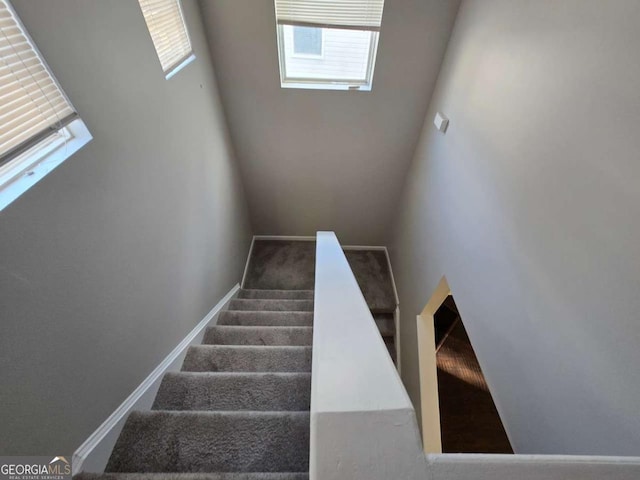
138 0 195 80
276 24 379 91
0 0 92 211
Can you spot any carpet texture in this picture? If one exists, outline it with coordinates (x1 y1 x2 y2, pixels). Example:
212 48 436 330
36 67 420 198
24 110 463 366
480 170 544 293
343 250 396 313
217 311 313 327
243 241 316 290
228 299 314 312
153 372 311 411
237 289 313 300
243 240 398 363
181 345 312 372
105 411 309 473
204 326 313 346
80 240 397 478
77 474 309 480
81 286 313 479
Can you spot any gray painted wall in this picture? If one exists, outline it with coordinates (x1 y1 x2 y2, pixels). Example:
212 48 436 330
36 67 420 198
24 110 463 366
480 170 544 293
0 0 251 454
199 0 461 244
391 0 640 455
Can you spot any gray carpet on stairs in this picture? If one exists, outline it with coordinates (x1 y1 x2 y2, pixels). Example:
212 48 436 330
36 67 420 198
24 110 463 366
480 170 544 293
153 372 311 411
77 475 308 480
204 326 313 346
217 311 313 327
84 287 313 479
242 240 397 362
105 411 309 473
343 250 396 313
237 289 313 300
228 299 314 312
84 241 397 478
374 313 395 337
182 345 312 372
243 241 396 312
77 474 308 480
243 240 316 290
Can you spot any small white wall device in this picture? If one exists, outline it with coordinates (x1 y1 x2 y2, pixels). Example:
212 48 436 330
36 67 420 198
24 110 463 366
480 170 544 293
434 112 449 133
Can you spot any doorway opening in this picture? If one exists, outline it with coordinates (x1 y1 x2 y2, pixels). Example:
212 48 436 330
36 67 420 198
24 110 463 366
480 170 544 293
434 295 512 453
417 276 512 454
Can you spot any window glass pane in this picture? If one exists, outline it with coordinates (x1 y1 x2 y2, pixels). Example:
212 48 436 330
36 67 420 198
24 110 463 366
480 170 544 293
0 0 76 162
293 26 322 56
138 0 192 74
282 25 373 83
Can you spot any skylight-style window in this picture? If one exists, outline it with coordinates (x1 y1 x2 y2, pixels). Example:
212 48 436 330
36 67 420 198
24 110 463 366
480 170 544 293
275 0 385 91
138 0 194 79
0 0 91 211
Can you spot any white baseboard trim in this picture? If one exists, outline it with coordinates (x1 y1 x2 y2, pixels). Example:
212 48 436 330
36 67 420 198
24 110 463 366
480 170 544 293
72 283 240 475
241 236 256 288
381 247 400 306
394 306 402 376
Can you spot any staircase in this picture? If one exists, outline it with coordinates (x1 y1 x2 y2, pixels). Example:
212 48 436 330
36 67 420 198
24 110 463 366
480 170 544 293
77 288 313 480
241 240 398 363
343 250 398 364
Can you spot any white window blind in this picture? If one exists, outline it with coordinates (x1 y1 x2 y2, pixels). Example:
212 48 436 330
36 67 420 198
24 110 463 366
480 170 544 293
139 0 193 74
275 0 385 31
0 0 75 163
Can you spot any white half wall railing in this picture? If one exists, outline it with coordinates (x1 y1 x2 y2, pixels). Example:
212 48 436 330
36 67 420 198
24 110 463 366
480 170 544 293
311 231 427 480
311 231 640 480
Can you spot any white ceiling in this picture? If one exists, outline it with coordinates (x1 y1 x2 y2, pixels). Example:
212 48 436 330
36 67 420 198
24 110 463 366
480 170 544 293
198 0 461 244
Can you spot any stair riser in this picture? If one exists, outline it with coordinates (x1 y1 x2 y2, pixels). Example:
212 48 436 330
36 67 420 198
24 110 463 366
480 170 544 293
237 290 314 300
76 474 309 480
153 373 311 411
106 411 310 473
182 346 312 373
228 299 313 312
375 319 395 337
217 311 313 327
204 327 313 346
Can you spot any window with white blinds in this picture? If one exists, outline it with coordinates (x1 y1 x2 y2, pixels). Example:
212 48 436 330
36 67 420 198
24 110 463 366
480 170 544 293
0 0 76 163
138 0 194 76
275 0 385 31
0 0 91 211
274 0 385 91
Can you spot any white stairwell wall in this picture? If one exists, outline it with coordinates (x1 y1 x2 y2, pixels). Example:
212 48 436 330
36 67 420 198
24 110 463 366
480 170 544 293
0 0 252 456
390 0 640 456
313 232 640 479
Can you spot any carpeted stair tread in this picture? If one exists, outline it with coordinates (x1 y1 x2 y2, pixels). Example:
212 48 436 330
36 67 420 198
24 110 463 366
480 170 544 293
243 240 316 290
204 326 313 346
217 311 313 327
182 345 312 372
373 313 395 338
344 250 397 313
76 473 309 480
237 289 314 300
228 299 313 312
105 411 309 473
384 337 397 365
153 372 311 411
